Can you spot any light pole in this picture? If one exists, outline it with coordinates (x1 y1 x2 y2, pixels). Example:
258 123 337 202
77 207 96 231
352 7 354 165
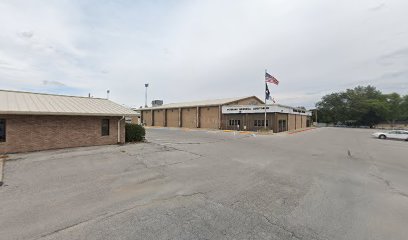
144 83 149 107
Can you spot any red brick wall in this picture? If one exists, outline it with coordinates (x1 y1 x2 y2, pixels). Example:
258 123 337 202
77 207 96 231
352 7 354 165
0 115 125 154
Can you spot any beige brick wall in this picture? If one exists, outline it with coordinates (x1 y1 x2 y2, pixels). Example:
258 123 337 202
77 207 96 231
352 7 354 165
295 115 302 129
288 114 296 131
153 110 164 126
277 113 287 121
301 115 307 128
130 116 140 124
199 107 219 129
276 113 288 132
166 109 179 127
142 111 152 126
0 115 125 154
181 108 197 128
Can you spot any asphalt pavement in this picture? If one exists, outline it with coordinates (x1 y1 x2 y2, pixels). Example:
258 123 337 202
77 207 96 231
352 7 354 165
0 127 407 240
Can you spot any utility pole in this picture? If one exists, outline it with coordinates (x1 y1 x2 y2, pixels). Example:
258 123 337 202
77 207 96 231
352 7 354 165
144 83 149 108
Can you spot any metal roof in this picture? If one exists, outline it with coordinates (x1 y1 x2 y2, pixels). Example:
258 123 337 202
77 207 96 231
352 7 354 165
141 96 264 110
0 90 138 116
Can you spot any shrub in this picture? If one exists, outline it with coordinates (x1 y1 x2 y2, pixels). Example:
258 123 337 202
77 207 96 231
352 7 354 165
125 123 145 142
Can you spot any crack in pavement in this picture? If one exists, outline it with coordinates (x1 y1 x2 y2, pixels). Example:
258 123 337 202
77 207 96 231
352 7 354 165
262 215 303 240
192 194 327 240
33 187 320 240
147 142 205 158
122 145 204 169
147 136 229 145
34 192 208 240
147 133 255 148
370 173 408 198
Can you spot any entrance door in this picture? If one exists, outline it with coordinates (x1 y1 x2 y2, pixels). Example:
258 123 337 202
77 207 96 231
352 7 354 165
278 120 287 132
228 119 241 130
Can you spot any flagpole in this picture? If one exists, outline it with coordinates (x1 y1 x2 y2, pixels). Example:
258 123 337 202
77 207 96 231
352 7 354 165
264 69 267 130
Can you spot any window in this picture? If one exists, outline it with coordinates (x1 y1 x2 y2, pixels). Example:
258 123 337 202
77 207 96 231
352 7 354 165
254 120 268 127
0 119 5 142
278 120 287 132
101 119 110 136
229 120 241 126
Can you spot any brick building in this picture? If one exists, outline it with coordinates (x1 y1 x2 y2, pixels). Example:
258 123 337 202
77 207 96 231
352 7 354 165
0 90 137 154
140 96 312 132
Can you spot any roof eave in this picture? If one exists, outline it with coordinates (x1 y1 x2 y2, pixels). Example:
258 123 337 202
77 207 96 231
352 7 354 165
0 111 139 117
224 95 264 105
140 103 223 111
141 96 264 110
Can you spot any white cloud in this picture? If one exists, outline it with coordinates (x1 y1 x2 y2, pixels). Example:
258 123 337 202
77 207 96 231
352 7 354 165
0 0 407 108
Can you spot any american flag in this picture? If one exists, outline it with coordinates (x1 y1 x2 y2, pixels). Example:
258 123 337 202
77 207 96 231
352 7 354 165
265 72 279 85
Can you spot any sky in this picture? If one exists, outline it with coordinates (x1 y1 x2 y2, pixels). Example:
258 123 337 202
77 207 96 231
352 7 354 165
0 0 407 109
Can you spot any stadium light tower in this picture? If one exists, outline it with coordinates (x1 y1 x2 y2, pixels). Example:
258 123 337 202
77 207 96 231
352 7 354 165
144 83 149 107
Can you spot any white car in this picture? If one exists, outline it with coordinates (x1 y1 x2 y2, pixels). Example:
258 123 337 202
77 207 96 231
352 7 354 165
372 130 408 141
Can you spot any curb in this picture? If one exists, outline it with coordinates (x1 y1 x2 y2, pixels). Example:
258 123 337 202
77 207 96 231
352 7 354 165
287 127 316 135
239 131 253 135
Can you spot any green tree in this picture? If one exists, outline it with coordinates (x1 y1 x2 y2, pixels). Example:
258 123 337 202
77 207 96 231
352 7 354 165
400 95 408 120
384 93 402 126
316 92 348 123
315 85 399 127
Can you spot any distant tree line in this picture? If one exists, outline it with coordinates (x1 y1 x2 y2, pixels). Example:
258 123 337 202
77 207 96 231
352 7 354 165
315 86 408 127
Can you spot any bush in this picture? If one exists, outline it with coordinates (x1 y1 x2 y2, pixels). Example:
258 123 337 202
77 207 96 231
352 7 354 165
125 123 145 142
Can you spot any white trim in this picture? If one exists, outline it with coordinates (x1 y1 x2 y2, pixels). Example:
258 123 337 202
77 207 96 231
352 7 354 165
222 105 312 116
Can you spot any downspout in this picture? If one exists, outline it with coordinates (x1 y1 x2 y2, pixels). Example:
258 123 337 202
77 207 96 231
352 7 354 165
118 116 125 144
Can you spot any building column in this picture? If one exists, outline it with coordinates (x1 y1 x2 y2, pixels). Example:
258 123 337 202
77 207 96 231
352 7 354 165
273 113 278 133
295 115 297 130
151 109 154 126
218 105 221 129
196 107 200 128
164 109 167 127
178 108 182 127
245 113 248 131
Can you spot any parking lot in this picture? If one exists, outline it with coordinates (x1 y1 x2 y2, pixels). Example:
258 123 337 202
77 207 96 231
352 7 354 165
0 127 407 240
